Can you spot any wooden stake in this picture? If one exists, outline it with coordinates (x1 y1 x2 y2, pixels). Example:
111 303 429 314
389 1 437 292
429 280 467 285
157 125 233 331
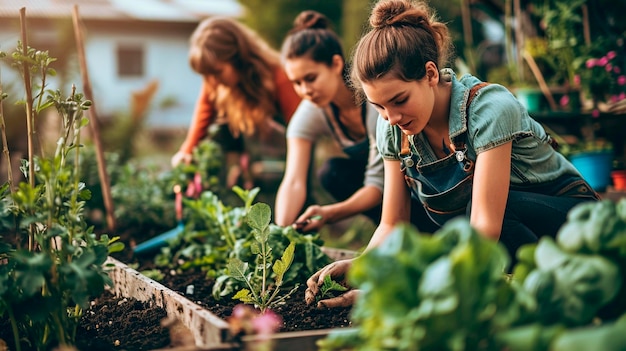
522 50 558 111
71 5 116 232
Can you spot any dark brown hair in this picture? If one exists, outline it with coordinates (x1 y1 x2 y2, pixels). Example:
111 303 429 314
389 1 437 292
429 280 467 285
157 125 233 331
351 0 453 91
280 10 344 67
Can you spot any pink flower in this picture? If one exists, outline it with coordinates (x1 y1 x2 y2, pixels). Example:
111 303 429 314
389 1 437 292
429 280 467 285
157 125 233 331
620 92 626 101
559 94 570 107
592 109 600 118
618 75 626 86
573 74 581 86
614 66 621 74
252 309 282 337
606 51 617 60
598 56 609 66
605 64 613 72
611 95 619 103
586 59 597 68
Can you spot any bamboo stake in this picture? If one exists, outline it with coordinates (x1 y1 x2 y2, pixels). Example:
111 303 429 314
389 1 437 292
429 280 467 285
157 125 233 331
0 47 14 194
582 4 591 47
71 5 116 232
522 50 558 111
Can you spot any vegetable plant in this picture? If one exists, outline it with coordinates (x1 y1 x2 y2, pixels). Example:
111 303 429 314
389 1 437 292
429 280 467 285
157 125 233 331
149 185 333 299
227 202 299 313
317 199 626 351
317 275 348 303
0 41 123 351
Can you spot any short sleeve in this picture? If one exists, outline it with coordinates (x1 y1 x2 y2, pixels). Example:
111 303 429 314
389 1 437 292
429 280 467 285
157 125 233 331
467 85 526 154
376 115 401 160
286 100 331 141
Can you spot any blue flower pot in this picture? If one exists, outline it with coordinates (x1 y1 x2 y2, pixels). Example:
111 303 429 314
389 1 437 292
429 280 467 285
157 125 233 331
569 150 613 192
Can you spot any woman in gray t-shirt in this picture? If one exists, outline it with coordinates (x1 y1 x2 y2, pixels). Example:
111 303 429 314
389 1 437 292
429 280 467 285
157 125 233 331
274 10 385 232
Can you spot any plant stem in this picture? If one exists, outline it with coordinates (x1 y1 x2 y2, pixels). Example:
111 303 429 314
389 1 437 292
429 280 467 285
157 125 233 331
19 8 36 251
7 306 22 351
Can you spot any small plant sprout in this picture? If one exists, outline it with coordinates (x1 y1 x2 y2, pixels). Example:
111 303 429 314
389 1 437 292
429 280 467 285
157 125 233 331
227 202 298 313
317 275 348 303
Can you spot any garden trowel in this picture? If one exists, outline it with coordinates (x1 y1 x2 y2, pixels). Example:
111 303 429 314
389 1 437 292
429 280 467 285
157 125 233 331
133 184 184 256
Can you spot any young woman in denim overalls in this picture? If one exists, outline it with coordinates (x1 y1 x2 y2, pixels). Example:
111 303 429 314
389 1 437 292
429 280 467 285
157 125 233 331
304 0 599 309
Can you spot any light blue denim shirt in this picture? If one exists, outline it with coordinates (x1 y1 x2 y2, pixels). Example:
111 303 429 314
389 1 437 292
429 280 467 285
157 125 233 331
377 71 582 185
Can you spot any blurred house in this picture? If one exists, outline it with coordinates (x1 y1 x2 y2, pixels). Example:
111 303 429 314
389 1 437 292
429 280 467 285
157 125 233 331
0 0 243 128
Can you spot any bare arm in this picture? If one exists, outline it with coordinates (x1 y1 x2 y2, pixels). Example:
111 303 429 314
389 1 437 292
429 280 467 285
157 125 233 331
470 141 512 240
274 137 313 226
365 159 411 251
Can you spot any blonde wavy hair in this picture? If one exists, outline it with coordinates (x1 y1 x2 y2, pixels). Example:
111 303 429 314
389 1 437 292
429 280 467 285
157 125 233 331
189 17 281 137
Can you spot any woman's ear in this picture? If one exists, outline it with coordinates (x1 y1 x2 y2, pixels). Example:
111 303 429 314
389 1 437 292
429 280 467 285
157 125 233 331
425 61 439 86
332 54 345 75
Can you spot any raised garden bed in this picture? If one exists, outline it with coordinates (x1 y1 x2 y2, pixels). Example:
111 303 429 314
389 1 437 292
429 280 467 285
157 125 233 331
106 247 357 350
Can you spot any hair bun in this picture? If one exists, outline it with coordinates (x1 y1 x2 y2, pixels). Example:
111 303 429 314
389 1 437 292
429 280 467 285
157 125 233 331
370 0 427 29
292 10 330 32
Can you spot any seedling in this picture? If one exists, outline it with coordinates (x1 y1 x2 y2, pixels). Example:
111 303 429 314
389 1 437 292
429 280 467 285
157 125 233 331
227 203 299 313
317 274 349 303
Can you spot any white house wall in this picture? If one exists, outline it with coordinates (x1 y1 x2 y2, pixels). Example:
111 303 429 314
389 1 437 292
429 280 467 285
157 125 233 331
85 28 201 128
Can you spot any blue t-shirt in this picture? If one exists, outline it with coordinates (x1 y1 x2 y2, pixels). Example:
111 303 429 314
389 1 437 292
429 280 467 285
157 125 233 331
376 71 581 185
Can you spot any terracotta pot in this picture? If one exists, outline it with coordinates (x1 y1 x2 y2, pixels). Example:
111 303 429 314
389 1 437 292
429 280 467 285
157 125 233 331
611 170 626 191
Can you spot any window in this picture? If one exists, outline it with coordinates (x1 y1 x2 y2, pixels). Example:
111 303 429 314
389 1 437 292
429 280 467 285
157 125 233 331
117 45 144 77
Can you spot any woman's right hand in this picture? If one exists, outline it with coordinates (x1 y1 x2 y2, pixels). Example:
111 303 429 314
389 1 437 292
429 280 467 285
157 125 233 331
171 151 192 168
305 259 359 308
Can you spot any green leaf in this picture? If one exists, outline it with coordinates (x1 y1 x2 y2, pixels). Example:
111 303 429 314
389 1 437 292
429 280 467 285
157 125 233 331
246 203 271 231
273 241 295 285
227 258 249 282
232 288 255 304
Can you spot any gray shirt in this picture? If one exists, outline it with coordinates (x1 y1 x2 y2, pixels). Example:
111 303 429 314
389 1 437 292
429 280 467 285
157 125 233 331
287 99 384 191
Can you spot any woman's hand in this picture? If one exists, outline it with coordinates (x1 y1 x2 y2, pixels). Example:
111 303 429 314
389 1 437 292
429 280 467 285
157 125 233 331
171 151 192 168
293 205 329 232
305 259 358 308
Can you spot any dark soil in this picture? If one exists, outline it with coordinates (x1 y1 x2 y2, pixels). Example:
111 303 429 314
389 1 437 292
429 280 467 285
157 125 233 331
1 228 353 351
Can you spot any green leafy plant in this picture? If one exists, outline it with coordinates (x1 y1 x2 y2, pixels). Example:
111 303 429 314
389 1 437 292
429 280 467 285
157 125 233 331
317 275 348 303
0 41 123 351
227 203 299 313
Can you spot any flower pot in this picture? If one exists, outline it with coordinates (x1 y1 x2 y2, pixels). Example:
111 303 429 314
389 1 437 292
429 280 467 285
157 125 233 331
569 150 613 192
515 88 544 114
611 170 626 191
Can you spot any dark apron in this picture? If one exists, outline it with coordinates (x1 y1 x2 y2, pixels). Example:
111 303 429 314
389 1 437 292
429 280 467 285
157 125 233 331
400 131 475 226
327 103 370 161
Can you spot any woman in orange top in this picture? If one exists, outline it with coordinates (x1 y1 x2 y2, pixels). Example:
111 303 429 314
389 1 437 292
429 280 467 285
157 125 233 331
172 17 301 188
